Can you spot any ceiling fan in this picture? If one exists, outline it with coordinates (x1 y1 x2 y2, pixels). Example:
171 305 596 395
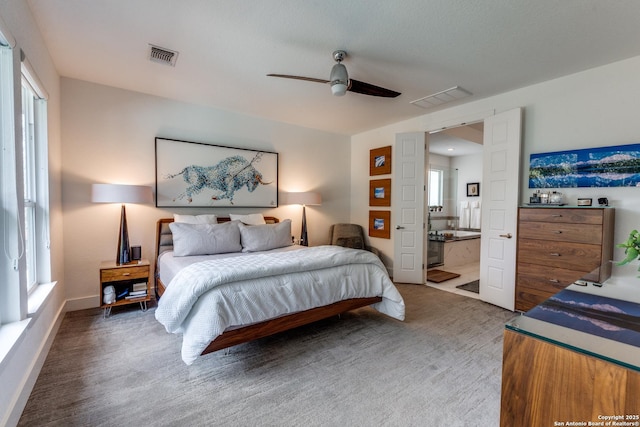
267 50 401 98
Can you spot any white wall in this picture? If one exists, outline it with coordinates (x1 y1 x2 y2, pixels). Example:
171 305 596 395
0 2 65 426
452 153 483 228
60 78 351 309
352 55 640 281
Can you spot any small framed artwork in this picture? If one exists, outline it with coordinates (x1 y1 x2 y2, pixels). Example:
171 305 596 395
370 146 392 176
369 210 391 239
467 182 480 197
369 179 391 206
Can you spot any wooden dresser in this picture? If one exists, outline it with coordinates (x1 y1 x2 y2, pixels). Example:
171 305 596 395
515 207 614 311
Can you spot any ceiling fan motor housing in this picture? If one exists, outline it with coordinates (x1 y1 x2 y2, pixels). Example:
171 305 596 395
330 63 348 96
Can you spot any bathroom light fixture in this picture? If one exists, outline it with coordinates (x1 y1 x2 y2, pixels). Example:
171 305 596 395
285 191 322 246
92 184 153 264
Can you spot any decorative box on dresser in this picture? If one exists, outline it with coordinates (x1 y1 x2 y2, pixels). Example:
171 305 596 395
515 207 614 312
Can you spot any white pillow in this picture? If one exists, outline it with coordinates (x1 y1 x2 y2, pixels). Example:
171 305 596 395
169 221 241 256
173 214 218 224
228 213 266 225
238 220 292 252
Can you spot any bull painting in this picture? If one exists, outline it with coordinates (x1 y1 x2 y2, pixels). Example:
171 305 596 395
165 153 272 204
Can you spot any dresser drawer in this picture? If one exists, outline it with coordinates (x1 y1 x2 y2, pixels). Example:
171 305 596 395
518 222 602 244
517 239 602 271
519 208 603 224
516 263 587 290
101 265 149 282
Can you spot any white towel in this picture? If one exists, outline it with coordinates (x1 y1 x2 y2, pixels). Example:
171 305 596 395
459 201 470 229
470 201 481 229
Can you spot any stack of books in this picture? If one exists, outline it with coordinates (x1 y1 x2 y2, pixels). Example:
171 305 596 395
124 282 148 300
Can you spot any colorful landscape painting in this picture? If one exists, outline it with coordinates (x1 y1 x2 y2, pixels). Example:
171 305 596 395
529 143 640 188
526 289 640 348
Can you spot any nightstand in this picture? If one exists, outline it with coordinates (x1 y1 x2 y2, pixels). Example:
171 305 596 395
99 259 150 317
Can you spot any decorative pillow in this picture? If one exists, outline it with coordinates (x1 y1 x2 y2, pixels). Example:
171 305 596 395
238 219 292 252
228 213 266 225
173 214 218 224
169 221 241 256
336 236 365 250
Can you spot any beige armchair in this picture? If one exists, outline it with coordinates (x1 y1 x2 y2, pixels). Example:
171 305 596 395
328 223 379 257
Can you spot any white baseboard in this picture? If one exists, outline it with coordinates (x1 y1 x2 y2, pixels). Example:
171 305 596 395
64 295 98 312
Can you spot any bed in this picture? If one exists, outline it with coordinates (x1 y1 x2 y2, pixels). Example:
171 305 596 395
154 215 405 364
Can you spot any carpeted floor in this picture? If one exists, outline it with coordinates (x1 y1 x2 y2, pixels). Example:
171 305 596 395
18 284 515 427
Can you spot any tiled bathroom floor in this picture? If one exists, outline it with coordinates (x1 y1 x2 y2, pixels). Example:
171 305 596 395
426 262 481 300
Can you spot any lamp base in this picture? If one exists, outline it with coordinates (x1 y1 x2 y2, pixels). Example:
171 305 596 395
300 205 308 246
117 204 131 265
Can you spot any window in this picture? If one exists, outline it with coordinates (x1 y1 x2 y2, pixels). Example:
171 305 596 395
21 61 51 295
22 82 37 290
0 41 51 326
428 168 443 207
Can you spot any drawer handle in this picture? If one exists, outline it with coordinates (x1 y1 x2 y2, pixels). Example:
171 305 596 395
552 230 562 234
551 214 563 217
549 253 561 257
122 273 131 276
549 279 560 283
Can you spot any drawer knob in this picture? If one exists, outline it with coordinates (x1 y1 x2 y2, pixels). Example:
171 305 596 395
553 230 563 234
549 253 561 257
122 272 131 276
549 279 560 283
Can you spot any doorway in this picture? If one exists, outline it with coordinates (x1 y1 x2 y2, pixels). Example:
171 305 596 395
392 108 522 310
426 123 484 300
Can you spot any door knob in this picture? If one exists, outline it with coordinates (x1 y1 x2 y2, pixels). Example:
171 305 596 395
499 233 512 238
395 225 405 230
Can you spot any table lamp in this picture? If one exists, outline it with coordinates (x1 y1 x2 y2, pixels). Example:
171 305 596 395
286 192 322 246
92 184 153 264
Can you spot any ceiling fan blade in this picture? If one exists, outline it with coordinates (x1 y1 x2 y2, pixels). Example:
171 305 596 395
348 79 401 98
267 74 329 84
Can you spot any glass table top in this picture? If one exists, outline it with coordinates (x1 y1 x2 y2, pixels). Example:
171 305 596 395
506 275 640 372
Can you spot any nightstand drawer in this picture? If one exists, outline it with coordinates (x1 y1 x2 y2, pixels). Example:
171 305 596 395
101 265 149 282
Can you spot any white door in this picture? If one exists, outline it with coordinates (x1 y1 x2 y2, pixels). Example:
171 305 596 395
479 108 522 311
392 132 426 284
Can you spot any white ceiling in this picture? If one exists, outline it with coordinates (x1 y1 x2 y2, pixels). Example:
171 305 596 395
26 0 640 136
429 124 484 157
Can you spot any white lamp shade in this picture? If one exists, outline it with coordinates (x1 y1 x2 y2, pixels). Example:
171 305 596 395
285 191 322 206
92 184 153 204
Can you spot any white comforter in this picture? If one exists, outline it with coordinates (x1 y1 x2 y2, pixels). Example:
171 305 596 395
155 245 405 364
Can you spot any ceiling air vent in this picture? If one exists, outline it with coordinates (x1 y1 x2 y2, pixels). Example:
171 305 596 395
148 44 178 67
411 86 472 109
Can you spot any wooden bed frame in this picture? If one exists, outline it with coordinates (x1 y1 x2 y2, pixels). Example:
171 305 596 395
155 217 382 355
